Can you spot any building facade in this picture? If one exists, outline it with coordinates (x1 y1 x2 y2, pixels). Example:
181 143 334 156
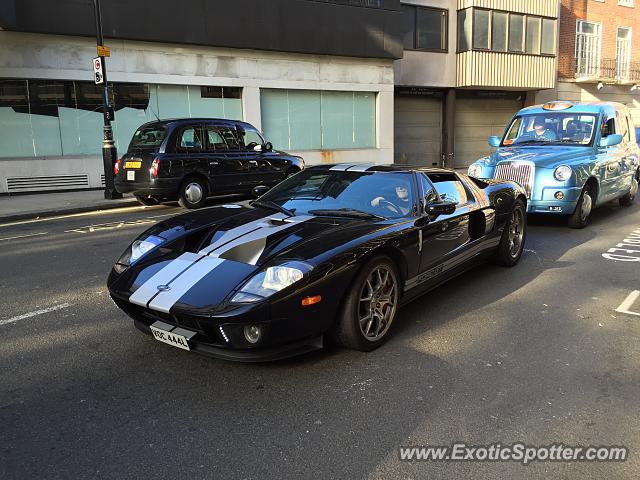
394 0 559 169
535 0 640 125
0 0 403 194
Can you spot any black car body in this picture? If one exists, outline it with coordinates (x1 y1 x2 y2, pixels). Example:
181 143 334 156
108 164 527 361
114 118 305 208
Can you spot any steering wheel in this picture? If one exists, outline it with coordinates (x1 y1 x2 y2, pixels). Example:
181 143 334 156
378 199 401 215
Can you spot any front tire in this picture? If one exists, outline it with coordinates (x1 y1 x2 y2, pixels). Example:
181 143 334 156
619 176 638 207
493 198 526 266
178 177 207 209
568 184 593 229
332 256 400 352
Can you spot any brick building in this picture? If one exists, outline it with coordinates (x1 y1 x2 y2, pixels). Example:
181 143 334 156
537 0 640 124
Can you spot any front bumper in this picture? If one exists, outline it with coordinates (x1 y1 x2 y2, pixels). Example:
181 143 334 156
526 185 582 214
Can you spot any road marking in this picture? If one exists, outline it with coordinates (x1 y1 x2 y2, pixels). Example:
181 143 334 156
615 290 640 317
0 232 48 242
65 218 157 234
0 303 72 327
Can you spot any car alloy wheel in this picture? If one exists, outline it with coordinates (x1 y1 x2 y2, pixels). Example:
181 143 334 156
579 191 592 223
358 265 398 342
507 207 525 258
185 182 204 205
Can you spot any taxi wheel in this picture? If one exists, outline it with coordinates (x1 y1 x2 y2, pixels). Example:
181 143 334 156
178 177 207 209
619 177 638 207
568 185 593 229
135 195 159 206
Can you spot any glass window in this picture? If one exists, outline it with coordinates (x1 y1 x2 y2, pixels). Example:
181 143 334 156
473 9 490 49
426 172 469 206
503 113 597 146
218 126 241 150
261 89 375 151
509 14 524 52
457 9 472 51
179 127 203 150
418 173 439 208
204 126 227 151
129 125 167 150
401 4 416 50
526 16 541 54
242 129 265 149
416 8 447 51
492 11 508 52
602 116 616 137
541 18 556 55
617 111 630 141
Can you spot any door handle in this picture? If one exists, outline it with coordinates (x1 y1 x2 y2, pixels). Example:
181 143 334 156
209 161 219 166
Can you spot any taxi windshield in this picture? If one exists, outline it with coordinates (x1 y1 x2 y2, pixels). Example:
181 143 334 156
503 113 598 146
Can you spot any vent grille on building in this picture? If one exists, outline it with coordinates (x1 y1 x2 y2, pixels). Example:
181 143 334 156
6 175 90 193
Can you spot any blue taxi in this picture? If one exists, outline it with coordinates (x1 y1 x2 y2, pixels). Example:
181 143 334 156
468 102 640 228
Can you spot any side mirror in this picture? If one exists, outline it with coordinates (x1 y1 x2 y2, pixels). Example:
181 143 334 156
426 201 456 218
599 133 623 148
488 136 501 148
264 142 273 152
252 185 270 198
253 144 263 152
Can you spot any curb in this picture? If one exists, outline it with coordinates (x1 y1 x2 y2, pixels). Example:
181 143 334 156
0 199 141 224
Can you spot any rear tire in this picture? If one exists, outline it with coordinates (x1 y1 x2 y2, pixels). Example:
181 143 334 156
331 256 400 352
135 195 159 206
493 198 526 267
568 184 593 229
178 177 207 209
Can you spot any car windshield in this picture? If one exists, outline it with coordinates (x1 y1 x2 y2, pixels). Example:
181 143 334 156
258 170 416 219
128 125 167 150
503 113 598 146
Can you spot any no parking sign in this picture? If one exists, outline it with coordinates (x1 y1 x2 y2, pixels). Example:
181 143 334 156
93 57 104 84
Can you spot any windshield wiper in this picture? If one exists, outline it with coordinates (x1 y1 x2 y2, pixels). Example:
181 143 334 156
514 139 550 145
251 199 295 217
308 208 385 220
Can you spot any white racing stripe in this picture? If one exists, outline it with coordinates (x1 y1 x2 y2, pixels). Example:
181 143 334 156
0 303 72 327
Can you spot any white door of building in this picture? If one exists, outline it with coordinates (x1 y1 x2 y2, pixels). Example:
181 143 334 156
455 96 523 169
394 95 442 167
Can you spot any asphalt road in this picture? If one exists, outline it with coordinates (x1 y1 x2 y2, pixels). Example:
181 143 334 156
0 196 639 480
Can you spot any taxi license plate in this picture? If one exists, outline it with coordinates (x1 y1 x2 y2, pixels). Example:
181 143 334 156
125 161 141 169
548 206 562 212
150 321 196 351
127 171 135 181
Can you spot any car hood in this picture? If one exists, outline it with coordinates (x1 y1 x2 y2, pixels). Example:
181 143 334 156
110 205 395 312
488 146 593 169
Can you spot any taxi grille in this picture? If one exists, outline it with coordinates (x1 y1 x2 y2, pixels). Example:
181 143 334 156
494 162 535 198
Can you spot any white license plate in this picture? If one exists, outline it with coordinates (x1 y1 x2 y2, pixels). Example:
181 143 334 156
150 321 196 351
127 170 135 181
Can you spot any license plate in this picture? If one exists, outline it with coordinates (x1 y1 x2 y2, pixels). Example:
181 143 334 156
149 321 196 351
548 206 562 212
125 161 141 169
127 170 135 181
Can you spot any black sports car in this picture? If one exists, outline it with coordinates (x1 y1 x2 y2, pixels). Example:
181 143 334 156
108 164 527 361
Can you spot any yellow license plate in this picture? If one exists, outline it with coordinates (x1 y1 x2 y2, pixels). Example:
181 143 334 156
125 161 141 169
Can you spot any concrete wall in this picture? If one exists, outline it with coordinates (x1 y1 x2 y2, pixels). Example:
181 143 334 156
0 32 395 194
393 0 457 88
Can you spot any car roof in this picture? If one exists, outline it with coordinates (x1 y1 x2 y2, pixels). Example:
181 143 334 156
518 101 625 116
307 163 454 174
136 118 258 130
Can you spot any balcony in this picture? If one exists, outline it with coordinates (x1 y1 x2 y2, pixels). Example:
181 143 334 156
573 57 640 84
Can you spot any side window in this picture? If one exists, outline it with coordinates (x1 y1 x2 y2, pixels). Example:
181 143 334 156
601 116 616 137
418 173 439 207
243 129 265 149
617 111 630 142
426 173 470 206
218 127 241 150
503 117 522 145
204 126 228 151
178 127 203 151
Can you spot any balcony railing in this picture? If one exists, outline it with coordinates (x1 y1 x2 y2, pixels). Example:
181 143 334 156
573 57 640 83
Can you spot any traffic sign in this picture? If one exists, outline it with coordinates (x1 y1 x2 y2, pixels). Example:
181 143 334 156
97 45 110 57
93 57 104 85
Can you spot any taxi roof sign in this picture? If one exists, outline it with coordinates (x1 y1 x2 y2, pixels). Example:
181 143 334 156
542 102 573 111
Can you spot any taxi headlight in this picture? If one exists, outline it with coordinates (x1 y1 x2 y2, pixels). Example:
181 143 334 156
468 163 483 178
554 165 572 181
231 261 312 303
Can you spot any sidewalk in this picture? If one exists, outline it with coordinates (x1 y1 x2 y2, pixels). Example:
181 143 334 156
0 190 140 223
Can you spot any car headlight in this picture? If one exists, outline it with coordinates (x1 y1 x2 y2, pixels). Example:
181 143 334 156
114 235 165 273
468 163 483 178
554 165 572 181
231 261 312 303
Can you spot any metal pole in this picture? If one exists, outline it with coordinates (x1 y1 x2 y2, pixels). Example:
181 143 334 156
93 0 122 199
442 88 456 169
